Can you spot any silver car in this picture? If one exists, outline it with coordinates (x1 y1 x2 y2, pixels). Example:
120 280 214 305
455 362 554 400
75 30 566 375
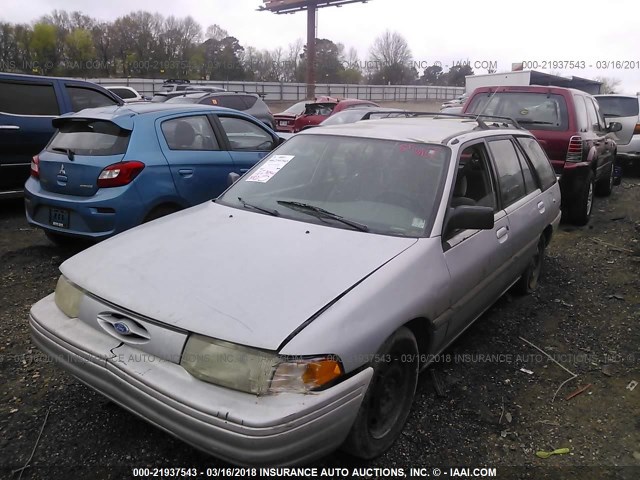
595 94 640 164
29 114 561 465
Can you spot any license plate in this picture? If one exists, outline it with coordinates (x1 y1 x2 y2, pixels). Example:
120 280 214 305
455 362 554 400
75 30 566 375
279 121 289 126
49 208 70 229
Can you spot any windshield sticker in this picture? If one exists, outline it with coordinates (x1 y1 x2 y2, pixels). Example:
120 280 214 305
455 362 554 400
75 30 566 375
246 155 295 183
398 143 440 159
412 217 426 229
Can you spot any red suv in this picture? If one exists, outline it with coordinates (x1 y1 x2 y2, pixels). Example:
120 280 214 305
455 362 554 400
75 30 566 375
463 86 622 225
293 98 379 132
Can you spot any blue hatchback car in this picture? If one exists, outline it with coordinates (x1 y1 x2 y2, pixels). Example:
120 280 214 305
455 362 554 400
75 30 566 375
25 103 282 243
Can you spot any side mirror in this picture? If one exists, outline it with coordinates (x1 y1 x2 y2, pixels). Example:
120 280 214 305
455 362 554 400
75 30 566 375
227 172 241 187
607 121 623 133
445 205 494 235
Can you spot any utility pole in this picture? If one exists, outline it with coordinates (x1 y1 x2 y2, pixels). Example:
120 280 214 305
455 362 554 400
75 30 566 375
259 1 370 99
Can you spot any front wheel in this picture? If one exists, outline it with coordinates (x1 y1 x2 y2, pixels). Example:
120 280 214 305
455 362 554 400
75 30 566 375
342 327 419 459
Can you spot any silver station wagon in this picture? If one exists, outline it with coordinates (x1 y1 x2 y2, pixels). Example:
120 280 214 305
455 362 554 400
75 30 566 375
30 113 561 465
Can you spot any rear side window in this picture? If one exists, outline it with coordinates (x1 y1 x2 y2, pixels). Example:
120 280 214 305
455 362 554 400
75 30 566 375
596 96 639 117
110 88 136 99
66 86 118 111
584 97 601 131
213 96 248 110
48 120 130 156
487 139 526 207
0 81 59 115
243 96 258 108
161 116 219 151
467 92 568 131
516 137 557 191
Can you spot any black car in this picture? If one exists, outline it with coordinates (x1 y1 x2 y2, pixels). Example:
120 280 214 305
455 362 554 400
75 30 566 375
167 92 274 130
0 72 122 198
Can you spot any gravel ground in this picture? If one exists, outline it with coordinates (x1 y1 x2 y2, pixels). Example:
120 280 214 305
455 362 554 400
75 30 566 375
1 166 639 480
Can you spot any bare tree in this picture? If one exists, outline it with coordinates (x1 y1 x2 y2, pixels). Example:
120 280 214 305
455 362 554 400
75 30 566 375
205 24 228 41
595 76 621 94
369 30 412 70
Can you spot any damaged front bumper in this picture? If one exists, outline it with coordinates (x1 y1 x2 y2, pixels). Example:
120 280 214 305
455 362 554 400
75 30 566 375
29 294 372 465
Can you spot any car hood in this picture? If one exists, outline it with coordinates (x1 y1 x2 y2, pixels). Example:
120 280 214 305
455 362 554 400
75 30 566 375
60 202 417 351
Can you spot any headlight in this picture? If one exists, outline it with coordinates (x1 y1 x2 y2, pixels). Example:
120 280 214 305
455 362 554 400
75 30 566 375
181 334 343 395
54 275 84 318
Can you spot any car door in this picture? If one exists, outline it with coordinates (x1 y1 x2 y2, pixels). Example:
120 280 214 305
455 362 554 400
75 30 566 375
443 141 513 336
0 78 62 192
157 114 234 205
583 96 611 178
211 114 277 174
516 135 561 227
487 137 546 277
591 97 617 171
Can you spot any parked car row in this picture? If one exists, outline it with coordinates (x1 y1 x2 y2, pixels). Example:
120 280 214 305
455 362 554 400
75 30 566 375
1 71 633 466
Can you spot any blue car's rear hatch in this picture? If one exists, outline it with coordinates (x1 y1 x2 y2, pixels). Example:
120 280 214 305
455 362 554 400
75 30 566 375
38 118 132 197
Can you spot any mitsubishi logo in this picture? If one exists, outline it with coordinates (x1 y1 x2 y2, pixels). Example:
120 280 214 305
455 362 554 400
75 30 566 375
58 164 66 176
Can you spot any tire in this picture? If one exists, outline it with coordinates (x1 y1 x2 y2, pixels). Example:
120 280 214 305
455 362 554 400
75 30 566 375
342 327 419 459
595 163 614 197
143 205 180 223
514 236 545 295
566 170 594 226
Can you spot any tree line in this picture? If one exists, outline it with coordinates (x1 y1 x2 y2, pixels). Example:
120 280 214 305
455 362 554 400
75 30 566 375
0 10 474 86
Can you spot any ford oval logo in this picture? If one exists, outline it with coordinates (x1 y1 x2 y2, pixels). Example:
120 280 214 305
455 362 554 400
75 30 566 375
113 321 131 335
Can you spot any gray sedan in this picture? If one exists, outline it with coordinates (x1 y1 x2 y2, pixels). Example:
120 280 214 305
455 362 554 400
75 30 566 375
30 114 561 465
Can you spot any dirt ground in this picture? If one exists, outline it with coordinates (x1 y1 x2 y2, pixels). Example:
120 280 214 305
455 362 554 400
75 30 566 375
1 163 639 480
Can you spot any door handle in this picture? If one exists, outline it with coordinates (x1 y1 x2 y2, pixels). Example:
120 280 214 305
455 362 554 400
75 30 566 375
0 125 20 130
537 201 545 213
178 168 193 177
496 226 509 242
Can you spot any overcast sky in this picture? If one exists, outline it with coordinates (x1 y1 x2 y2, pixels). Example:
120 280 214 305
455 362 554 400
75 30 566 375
3 0 640 93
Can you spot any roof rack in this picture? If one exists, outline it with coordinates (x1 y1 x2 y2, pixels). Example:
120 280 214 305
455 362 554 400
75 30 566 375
360 110 523 130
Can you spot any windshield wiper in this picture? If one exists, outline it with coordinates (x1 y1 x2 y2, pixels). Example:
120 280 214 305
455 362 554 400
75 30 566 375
276 200 369 232
51 147 75 161
238 197 279 216
516 120 555 125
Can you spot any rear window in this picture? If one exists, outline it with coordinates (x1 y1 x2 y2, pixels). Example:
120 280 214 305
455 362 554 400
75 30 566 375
243 96 258 108
48 120 130 156
0 81 60 116
304 103 337 116
596 96 639 117
467 92 568 131
66 86 118 111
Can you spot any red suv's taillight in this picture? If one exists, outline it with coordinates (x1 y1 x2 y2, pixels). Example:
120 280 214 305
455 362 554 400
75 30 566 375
566 136 583 162
30 155 40 179
97 161 145 188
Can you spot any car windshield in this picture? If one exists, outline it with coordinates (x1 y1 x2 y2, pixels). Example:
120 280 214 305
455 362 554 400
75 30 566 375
218 134 450 237
281 101 308 115
467 92 568 131
596 96 639 117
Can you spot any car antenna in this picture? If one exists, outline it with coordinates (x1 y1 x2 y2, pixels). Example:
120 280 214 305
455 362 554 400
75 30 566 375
474 88 501 120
